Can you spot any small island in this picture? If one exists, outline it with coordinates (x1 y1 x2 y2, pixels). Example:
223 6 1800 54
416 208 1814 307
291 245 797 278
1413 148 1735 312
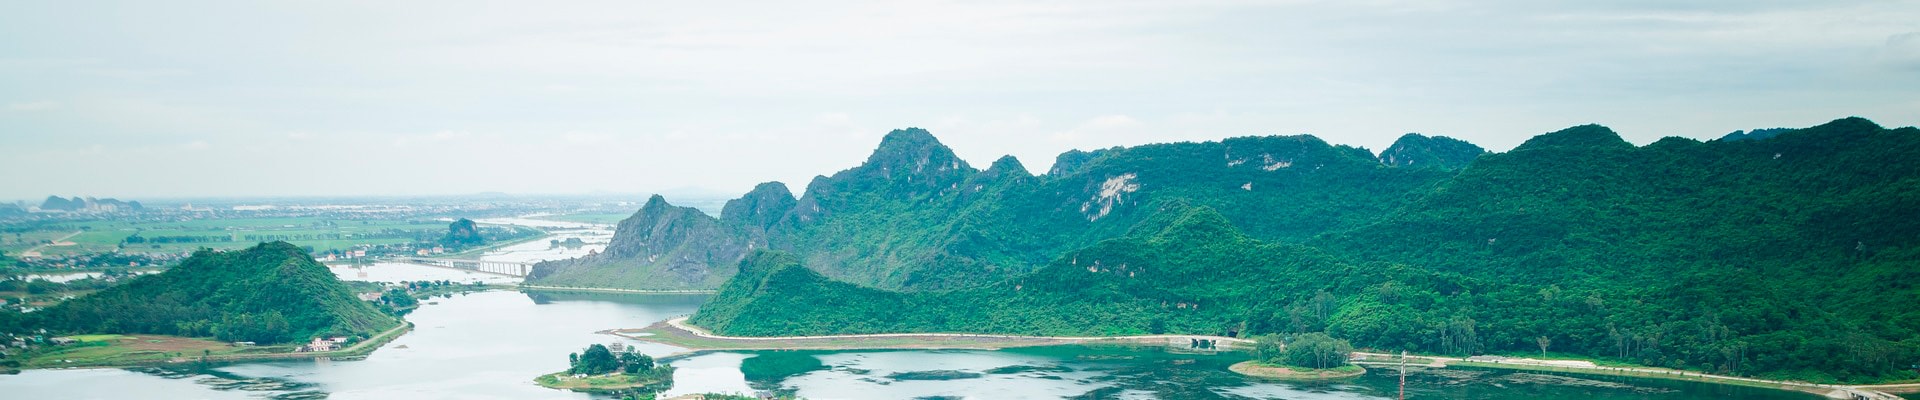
535 343 673 395
1232 333 1366 380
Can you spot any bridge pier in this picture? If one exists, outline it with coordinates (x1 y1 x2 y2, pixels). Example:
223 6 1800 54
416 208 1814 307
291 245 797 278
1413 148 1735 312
398 257 532 277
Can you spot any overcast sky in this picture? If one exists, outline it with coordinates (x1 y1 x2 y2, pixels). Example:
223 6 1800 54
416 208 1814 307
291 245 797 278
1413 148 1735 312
3 0 1917 200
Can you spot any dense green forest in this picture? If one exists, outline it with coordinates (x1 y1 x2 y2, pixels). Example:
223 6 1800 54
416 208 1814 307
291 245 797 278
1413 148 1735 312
534 128 1468 290
28 242 398 343
685 117 1920 384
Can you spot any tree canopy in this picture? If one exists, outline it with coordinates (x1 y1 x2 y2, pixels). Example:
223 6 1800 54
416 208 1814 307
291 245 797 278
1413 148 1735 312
30 242 399 344
681 117 1920 383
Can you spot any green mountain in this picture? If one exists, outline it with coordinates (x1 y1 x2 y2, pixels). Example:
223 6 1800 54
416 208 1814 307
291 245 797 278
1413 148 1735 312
35 242 399 344
692 204 1357 337
531 128 1462 290
1377 133 1487 170
687 117 1920 383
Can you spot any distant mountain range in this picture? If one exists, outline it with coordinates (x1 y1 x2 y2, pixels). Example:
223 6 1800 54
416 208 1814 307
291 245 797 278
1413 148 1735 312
37 196 142 212
536 117 1920 383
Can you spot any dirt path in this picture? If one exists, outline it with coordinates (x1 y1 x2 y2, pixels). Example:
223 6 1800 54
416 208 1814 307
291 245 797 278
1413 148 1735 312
1350 352 1900 399
610 317 1247 357
19 230 83 257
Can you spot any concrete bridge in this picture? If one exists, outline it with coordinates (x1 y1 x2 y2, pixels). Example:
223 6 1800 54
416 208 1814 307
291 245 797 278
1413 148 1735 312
399 257 533 277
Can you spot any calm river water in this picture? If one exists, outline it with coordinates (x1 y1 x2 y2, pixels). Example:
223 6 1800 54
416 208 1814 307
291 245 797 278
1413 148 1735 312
0 289 1820 400
0 218 1826 399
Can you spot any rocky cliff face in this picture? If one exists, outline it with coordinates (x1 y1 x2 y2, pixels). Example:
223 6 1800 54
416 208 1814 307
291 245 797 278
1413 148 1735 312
528 195 758 289
719 182 797 232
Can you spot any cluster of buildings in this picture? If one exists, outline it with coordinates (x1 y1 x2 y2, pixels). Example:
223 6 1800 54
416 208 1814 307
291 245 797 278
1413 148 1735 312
299 336 350 352
11 251 187 270
315 242 451 262
0 332 76 357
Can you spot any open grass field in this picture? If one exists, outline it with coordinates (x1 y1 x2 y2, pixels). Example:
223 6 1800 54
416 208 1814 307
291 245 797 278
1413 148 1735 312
23 322 413 370
24 334 294 368
0 230 83 254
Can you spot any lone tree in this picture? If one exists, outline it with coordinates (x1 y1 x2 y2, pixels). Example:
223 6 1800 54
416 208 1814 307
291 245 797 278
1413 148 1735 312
567 344 658 376
619 351 654 373
1282 332 1354 370
570 344 620 375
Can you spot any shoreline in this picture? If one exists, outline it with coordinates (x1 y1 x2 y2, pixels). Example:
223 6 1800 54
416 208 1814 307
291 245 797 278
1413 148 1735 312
1349 353 1903 400
1229 361 1366 379
533 370 670 393
622 317 1903 399
612 317 1249 357
19 321 414 371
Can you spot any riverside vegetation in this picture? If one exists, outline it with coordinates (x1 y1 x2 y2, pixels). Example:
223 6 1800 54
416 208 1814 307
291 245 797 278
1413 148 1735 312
534 343 672 396
0 242 402 368
537 117 1920 384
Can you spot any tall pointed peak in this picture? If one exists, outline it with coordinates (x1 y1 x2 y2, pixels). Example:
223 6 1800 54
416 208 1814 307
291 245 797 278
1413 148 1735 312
642 194 672 210
844 127 976 183
744 182 793 197
722 182 799 229
863 128 965 171
986 155 1030 176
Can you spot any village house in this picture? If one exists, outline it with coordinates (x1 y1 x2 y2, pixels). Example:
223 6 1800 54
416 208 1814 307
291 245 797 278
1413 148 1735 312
301 337 350 352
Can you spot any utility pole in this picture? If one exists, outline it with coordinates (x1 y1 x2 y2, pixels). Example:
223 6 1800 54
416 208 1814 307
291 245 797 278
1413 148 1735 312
1399 350 1408 400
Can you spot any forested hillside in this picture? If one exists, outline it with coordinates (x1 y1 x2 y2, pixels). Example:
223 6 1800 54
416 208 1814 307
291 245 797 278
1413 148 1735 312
32 242 398 344
688 117 1920 383
532 128 1470 290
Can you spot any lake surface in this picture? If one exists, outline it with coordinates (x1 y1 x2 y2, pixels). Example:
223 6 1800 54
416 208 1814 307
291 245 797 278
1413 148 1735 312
0 290 1823 400
473 228 611 265
322 215 613 285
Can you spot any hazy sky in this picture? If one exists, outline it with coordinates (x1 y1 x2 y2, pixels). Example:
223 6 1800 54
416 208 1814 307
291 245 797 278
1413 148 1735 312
3 1 1917 200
